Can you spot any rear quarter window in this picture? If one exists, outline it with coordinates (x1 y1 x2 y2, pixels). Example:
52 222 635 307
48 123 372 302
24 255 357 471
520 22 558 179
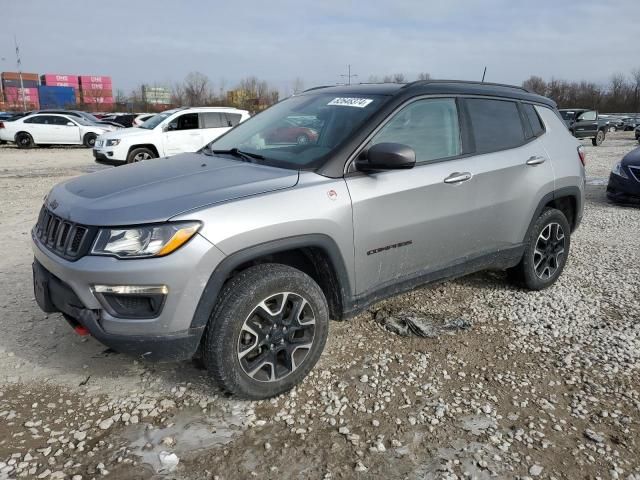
523 104 545 137
465 98 525 153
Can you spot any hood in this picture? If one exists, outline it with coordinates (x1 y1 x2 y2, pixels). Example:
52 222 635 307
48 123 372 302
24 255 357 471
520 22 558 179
97 126 155 140
621 146 640 167
46 153 299 226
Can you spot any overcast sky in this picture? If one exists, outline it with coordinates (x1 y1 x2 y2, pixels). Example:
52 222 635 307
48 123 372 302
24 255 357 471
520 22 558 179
2 0 639 94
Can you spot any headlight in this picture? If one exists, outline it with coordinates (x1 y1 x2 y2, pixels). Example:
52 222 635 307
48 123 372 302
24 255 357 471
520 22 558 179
91 222 201 258
612 162 628 179
106 139 121 146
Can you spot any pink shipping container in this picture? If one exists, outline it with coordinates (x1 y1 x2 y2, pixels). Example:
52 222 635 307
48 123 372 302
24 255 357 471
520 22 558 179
4 86 39 100
79 75 112 86
45 81 78 88
82 96 114 104
42 74 79 85
81 83 112 92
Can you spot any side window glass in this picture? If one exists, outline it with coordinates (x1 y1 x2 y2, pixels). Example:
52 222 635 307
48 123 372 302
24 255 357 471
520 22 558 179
24 116 42 124
225 113 242 127
370 98 461 162
200 112 225 128
53 116 72 126
466 98 525 153
523 104 545 137
173 113 199 131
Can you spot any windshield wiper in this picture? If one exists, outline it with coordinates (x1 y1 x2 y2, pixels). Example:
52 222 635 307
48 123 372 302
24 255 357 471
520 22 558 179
205 147 265 162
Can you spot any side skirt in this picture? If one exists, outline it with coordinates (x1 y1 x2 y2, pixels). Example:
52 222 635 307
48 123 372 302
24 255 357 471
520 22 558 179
342 244 525 318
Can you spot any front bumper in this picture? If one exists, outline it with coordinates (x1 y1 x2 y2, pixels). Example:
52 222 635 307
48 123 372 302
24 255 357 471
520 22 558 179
33 259 202 361
93 148 126 165
607 172 640 204
31 230 226 359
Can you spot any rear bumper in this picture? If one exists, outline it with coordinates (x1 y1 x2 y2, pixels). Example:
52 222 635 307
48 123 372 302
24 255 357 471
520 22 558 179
33 259 203 361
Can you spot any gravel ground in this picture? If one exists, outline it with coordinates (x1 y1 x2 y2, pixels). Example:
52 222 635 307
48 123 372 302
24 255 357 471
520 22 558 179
0 133 639 480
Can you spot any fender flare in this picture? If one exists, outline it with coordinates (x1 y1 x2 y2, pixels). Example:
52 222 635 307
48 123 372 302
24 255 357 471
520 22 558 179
523 186 582 243
189 234 353 329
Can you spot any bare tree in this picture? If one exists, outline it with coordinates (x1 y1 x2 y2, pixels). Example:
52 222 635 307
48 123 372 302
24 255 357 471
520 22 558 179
522 76 547 96
631 68 640 113
417 72 431 81
183 72 211 106
392 73 407 83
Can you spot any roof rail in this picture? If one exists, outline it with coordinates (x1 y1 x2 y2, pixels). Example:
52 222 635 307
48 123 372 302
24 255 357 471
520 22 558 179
402 79 530 93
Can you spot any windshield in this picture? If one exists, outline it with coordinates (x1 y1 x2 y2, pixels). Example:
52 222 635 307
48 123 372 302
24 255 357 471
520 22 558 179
139 110 178 129
77 112 99 122
207 93 386 169
73 116 94 126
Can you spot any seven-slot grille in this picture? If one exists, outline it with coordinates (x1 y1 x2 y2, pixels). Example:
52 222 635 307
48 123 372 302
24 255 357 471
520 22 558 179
34 207 95 260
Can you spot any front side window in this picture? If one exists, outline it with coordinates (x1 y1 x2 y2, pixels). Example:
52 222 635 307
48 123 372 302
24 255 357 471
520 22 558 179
52 116 74 126
169 113 199 131
466 98 525 153
369 98 461 162
225 113 242 126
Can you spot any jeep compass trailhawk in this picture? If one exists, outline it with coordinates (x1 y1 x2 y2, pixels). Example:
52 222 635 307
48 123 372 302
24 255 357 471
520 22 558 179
32 81 585 399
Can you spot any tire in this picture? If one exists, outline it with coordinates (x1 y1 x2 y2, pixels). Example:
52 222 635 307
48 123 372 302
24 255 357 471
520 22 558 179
202 264 329 399
83 133 97 148
592 129 605 146
126 147 156 164
15 132 33 149
296 134 310 145
510 208 571 291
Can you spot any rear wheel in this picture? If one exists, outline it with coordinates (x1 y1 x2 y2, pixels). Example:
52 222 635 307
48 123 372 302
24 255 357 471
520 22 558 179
15 132 33 149
202 264 329 399
592 129 605 146
126 147 156 163
510 208 571 290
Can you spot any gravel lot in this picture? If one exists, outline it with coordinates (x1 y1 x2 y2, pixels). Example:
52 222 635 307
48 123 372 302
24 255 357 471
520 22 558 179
0 134 639 480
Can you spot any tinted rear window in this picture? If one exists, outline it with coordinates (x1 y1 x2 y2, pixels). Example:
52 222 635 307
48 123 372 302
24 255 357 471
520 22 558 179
523 104 545 137
466 98 525 153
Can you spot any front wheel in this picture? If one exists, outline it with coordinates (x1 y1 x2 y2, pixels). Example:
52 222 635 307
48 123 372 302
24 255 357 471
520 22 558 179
126 147 156 163
592 130 605 146
509 208 571 290
202 264 329 399
83 133 97 148
15 132 34 149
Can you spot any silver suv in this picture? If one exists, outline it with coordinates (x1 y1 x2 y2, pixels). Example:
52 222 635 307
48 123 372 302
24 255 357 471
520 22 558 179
32 81 585 399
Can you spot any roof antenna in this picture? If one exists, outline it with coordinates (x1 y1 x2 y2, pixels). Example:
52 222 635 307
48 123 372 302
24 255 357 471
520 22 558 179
481 66 487 83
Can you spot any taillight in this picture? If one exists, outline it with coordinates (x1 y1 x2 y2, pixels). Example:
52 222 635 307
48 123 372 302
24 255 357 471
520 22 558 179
0 122 4 129
577 145 586 167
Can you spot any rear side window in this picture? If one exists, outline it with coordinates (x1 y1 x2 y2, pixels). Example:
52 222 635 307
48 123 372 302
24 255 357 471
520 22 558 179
224 113 242 127
200 112 227 128
370 98 461 162
465 98 525 153
24 115 46 124
522 104 545 137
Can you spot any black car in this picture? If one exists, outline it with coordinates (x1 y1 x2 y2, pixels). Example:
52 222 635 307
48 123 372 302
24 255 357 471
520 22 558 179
101 114 136 128
635 125 640 143
607 147 640 204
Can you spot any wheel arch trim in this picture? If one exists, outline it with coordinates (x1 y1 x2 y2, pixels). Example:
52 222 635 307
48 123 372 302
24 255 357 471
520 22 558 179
189 234 353 330
524 186 582 243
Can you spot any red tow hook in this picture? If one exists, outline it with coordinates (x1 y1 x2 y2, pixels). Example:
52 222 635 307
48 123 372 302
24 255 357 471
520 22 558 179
74 325 90 336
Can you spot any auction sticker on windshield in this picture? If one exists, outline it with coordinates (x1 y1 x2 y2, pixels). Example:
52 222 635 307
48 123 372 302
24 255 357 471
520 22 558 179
327 97 374 108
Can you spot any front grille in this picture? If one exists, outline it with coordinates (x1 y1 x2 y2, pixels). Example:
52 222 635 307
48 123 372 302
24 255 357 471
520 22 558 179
629 166 640 183
34 207 96 261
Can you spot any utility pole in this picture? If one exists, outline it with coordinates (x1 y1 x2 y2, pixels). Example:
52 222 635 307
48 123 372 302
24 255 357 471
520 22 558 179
14 35 26 111
340 64 358 86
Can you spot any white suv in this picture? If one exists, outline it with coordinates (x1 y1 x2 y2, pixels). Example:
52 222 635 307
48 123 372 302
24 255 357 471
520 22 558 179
93 107 250 164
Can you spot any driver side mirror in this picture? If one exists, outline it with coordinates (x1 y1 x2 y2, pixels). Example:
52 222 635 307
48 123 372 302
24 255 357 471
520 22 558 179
356 142 416 172
165 122 178 132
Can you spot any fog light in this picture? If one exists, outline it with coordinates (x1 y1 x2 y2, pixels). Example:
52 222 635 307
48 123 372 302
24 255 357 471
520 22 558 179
92 285 168 318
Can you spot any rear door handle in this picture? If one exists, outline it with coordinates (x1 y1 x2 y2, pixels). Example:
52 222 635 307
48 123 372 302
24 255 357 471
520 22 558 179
444 172 472 184
526 155 546 166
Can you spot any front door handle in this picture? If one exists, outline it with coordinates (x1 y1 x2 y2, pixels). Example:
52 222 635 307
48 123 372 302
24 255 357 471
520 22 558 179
526 155 546 166
444 172 472 184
